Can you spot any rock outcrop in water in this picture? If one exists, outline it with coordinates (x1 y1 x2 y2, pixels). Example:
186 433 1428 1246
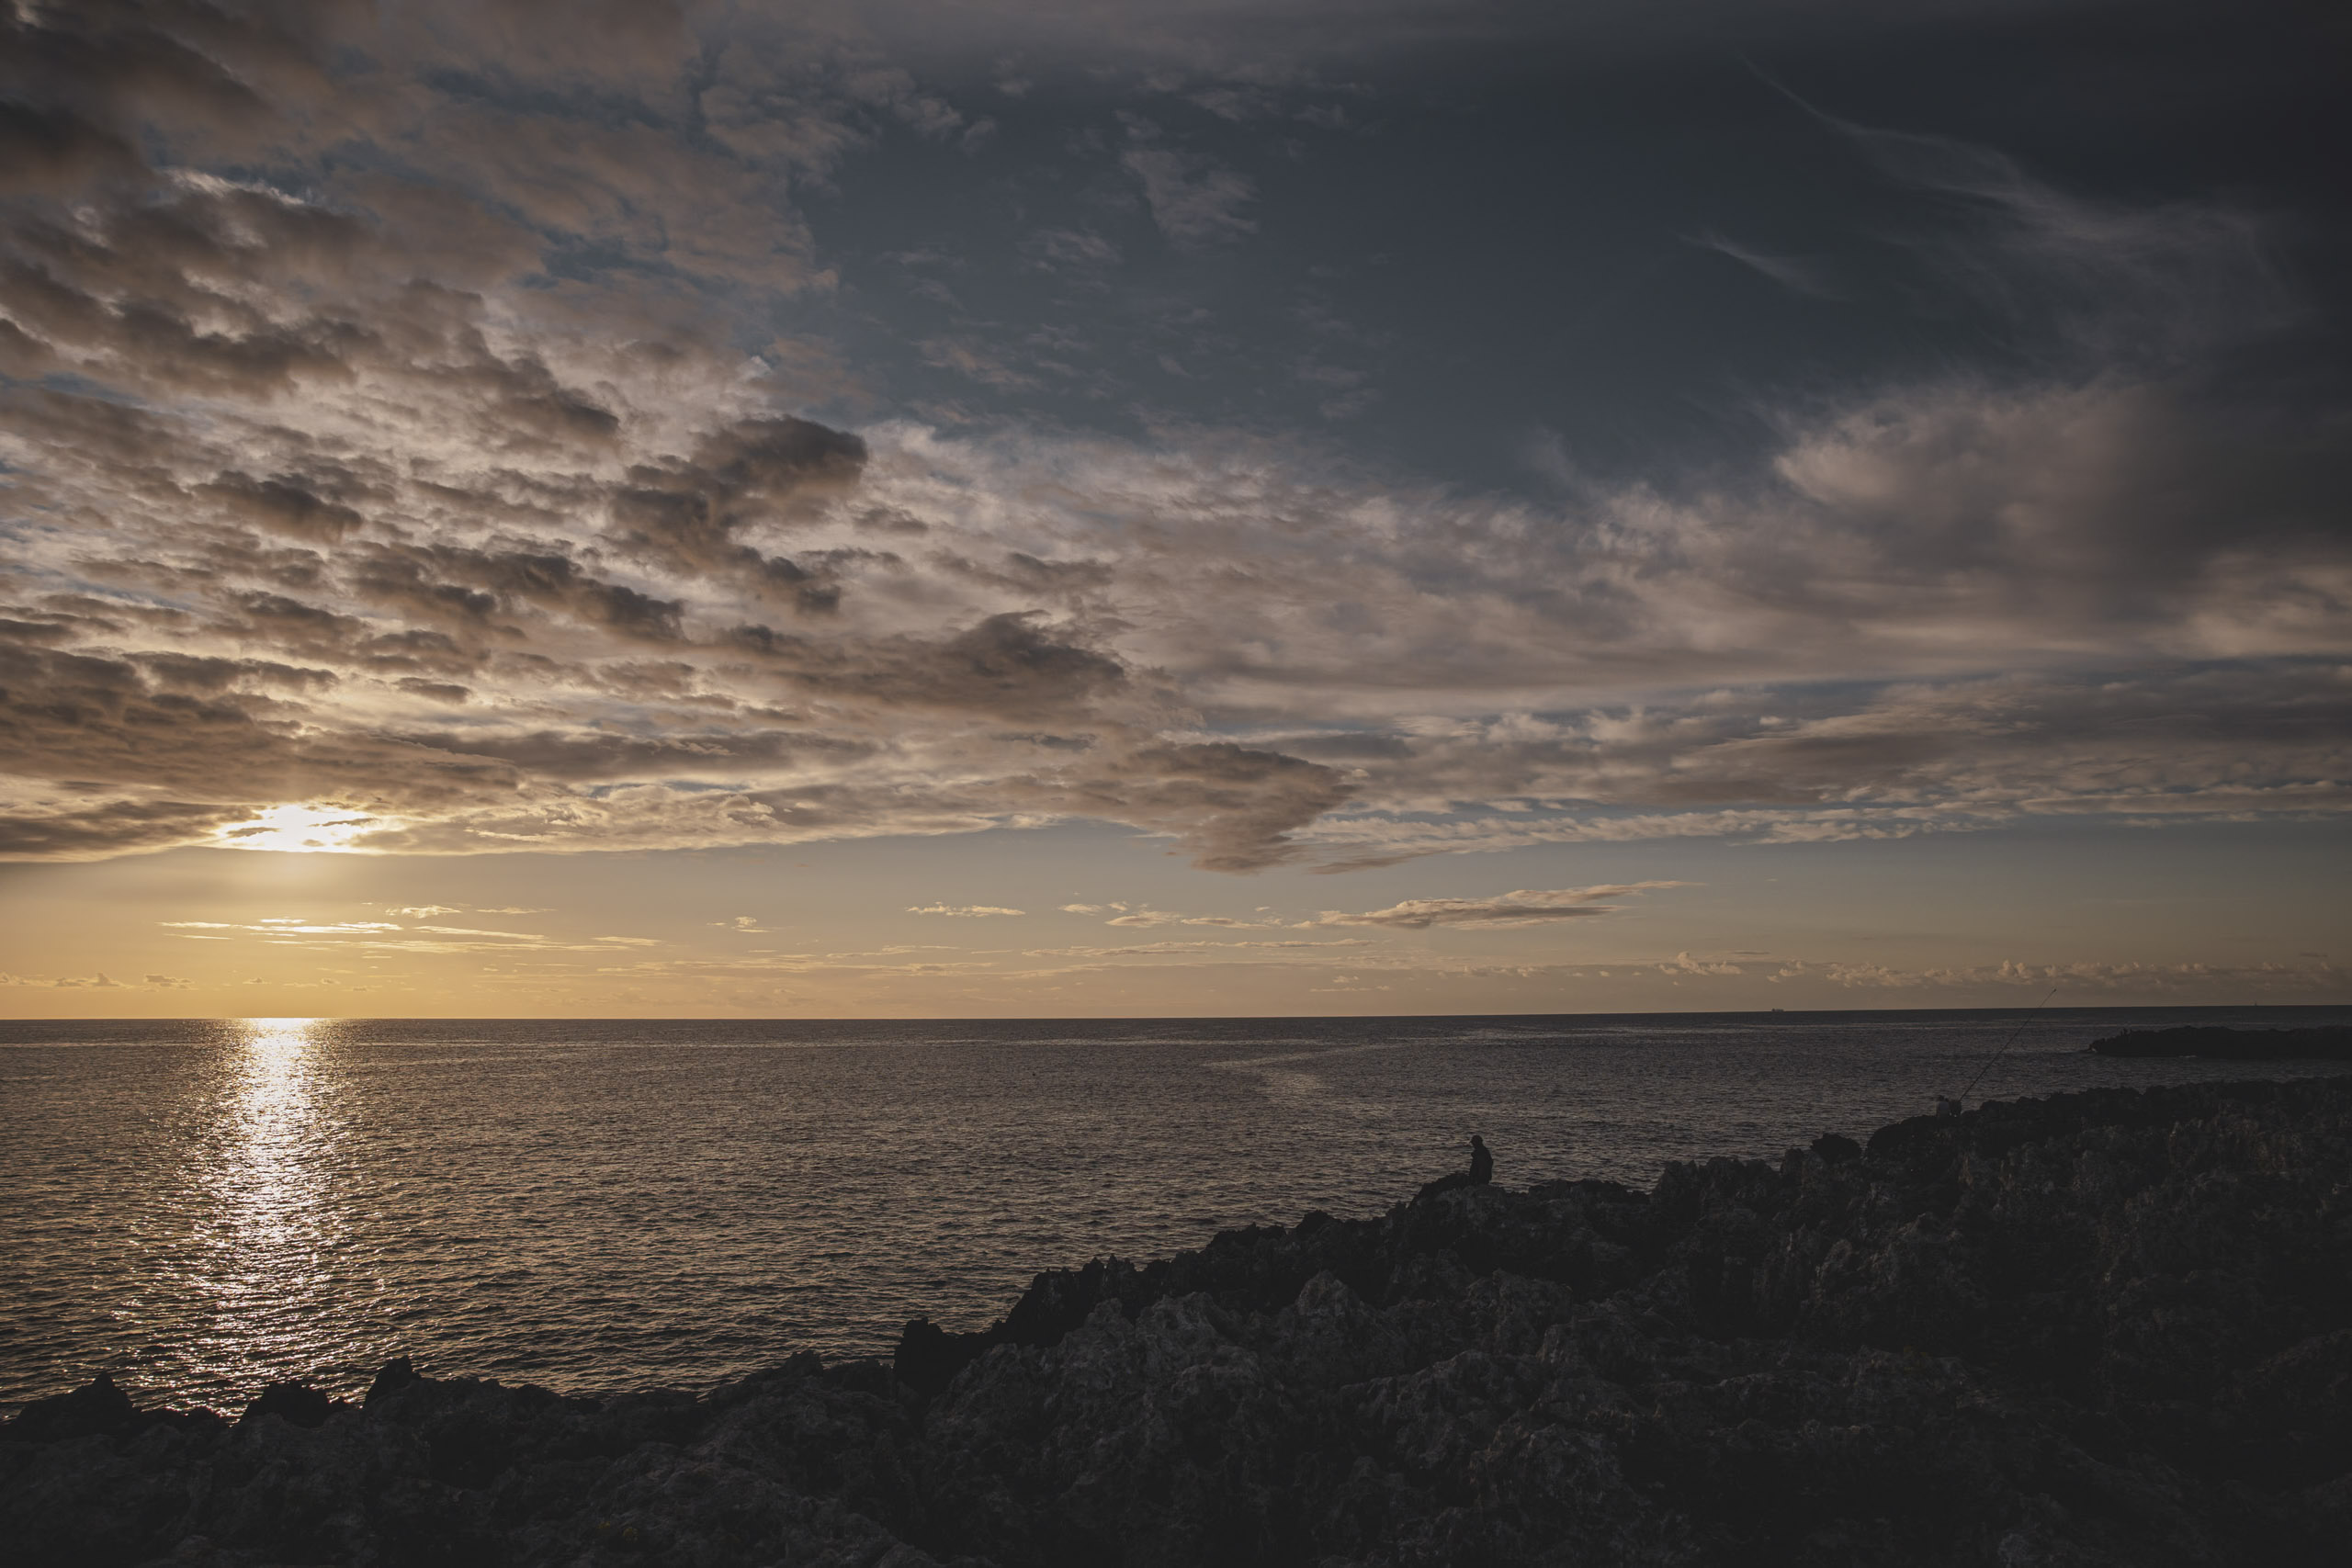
2088 1024 2352 1060
7 1076 2352 1566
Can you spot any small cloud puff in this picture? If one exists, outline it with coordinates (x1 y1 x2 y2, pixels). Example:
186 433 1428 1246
907 904 1026 918
389 904 547 917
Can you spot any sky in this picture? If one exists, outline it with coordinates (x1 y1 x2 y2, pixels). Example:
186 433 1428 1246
1 0 2346 1018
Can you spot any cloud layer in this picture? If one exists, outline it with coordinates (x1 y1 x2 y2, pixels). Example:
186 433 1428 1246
0 2 2344 877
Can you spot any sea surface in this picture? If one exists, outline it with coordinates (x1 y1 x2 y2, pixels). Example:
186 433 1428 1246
5 1007 2348 1416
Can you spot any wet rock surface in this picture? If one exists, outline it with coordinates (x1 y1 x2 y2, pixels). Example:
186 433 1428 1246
7 1076 2351 1566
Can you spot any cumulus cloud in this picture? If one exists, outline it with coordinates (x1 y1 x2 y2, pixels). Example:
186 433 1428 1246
907 904 1025 918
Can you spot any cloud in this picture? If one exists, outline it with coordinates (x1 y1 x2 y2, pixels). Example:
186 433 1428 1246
0 2 2341 888
1688 232 1838 299
1314 883 1690 929
1813 107 2284 357
1770 957 2351 994
1023 226 1123 271
1121 148 1257 247
1023 939 1373 958
907 903 1026 917
415 925 548 940
151 914 641 955
1096 908 1282 928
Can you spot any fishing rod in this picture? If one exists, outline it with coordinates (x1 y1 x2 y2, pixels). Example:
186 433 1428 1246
1956 986 2060 1107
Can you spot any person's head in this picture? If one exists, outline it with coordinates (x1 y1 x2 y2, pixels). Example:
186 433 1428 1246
1471 1134 1485 1147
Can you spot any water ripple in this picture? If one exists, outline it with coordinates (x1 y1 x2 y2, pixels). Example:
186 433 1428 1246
3 1007 2345 1413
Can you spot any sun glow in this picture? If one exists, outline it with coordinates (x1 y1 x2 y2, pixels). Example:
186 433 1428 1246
215 805 384 853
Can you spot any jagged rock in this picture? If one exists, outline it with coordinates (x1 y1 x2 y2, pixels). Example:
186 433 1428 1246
241 1382 337 1429
6 1076 2349 1565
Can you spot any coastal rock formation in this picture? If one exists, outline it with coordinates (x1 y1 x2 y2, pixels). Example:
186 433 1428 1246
7 1076 2350 1566
2088 1024 2352 1060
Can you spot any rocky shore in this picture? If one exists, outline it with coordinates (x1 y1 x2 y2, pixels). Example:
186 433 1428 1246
7 1075 2351 1567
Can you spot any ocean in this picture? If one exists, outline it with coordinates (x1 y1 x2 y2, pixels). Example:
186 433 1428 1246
5 1006 2347 1416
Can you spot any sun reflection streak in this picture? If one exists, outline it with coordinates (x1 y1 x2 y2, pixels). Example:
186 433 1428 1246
198 1019 343 1371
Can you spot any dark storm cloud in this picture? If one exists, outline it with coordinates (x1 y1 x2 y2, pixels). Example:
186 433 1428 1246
0 100 143 197
0 3 284 157
198 473 368 543
0 631 513 803
0 798 254 859
723 611 1131 721
607 416 868 607
133 653 337 693
1053 741 1354 872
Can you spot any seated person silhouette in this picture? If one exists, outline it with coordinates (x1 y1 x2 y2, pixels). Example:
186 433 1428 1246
1416 1134 1494 1202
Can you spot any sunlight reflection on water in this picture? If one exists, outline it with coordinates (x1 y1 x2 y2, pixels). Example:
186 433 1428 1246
198 1020 336 1371
4 1008 2348 1415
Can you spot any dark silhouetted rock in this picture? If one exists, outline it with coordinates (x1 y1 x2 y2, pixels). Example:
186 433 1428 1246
2089 1024 2352 1059
241 1381 335 1428
366 1355 420 1405
7 1074 2352 1566
891 1316 976 1399
1809 1131 1862 1164
2 1372 142 1442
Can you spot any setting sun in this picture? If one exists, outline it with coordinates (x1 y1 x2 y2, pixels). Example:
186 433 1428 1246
214 807 384 855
